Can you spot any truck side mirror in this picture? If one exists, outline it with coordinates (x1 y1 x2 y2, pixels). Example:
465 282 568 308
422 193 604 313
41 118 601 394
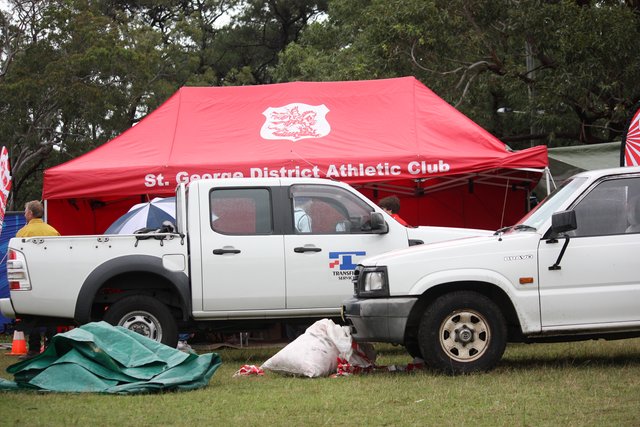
370 212 389 234
551 210 577 234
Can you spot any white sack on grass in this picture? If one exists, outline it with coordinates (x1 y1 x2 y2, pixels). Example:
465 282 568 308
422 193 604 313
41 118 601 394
261 319 371 378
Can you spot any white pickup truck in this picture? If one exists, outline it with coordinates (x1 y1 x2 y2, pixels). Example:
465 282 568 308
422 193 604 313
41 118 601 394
344 167 640 374
1 177 489 346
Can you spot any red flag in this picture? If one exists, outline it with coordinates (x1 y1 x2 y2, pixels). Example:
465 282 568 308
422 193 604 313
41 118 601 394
0 146 12 232
621 102 640 167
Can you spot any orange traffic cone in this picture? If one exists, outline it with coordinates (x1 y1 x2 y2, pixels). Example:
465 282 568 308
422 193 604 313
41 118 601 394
6 330 27 356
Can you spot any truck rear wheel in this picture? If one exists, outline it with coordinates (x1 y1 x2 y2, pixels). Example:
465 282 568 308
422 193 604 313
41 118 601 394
418 291 506 374
104 295 178 348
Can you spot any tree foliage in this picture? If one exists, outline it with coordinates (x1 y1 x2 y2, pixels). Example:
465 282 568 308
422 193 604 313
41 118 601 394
0 0 638 209
276 0 640 149
0 0 328 208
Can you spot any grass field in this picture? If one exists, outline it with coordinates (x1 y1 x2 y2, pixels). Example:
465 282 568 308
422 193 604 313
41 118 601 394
0 337 639 426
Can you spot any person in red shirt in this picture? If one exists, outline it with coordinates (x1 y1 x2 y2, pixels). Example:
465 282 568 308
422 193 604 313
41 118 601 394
378 195 410 227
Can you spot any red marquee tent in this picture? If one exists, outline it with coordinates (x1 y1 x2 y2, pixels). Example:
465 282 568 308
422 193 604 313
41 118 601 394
43 76 548 235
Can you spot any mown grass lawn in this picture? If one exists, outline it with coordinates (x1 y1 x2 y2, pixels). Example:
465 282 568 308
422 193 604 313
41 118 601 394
0 338 639 426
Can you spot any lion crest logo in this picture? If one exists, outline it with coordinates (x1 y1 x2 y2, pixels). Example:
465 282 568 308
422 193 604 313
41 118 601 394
261 103 330 141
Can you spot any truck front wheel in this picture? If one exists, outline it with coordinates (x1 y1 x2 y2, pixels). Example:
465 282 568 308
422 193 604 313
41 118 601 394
104 295 178 348
418 291 506 374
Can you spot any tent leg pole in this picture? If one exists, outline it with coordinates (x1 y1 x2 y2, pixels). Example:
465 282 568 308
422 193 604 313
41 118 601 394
545 167 551 196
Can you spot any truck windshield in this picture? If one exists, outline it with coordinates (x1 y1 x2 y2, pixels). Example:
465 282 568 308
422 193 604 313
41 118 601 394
515 177 588 231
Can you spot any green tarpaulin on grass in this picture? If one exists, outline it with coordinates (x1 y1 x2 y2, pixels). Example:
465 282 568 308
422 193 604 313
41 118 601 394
0 321 222 394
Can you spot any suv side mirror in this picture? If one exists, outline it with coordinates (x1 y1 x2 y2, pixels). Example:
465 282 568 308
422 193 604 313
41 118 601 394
370 212 389 234
551 210 577 234
549 210 576 271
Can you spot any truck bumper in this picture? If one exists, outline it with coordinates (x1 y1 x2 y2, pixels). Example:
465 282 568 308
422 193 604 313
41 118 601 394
0 298 16 319
342 296 417 344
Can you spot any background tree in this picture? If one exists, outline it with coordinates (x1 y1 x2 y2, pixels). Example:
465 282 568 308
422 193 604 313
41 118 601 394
276 0 640 149
1 0 639 209
0 0 328 208
211 0 329 84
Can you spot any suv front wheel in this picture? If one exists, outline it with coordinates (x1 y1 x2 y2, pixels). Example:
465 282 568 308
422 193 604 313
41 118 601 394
418 291 506 374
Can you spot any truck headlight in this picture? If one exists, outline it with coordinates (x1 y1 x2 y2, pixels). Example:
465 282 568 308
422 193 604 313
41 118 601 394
358 266 389 297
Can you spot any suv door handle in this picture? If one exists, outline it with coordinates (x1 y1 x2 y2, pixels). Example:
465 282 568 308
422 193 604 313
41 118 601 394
213 248 241 255
294 246 322 253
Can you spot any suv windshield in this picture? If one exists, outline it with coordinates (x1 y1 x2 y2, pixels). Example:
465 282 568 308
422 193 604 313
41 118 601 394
514 177 588 232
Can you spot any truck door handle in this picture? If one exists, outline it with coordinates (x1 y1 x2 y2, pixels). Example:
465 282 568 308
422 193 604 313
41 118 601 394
294 247 322 253
213 248 241 255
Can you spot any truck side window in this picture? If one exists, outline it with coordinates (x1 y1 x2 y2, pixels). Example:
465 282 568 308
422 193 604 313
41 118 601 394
210 188 272 234
571 177 640 237
290 185 375 234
